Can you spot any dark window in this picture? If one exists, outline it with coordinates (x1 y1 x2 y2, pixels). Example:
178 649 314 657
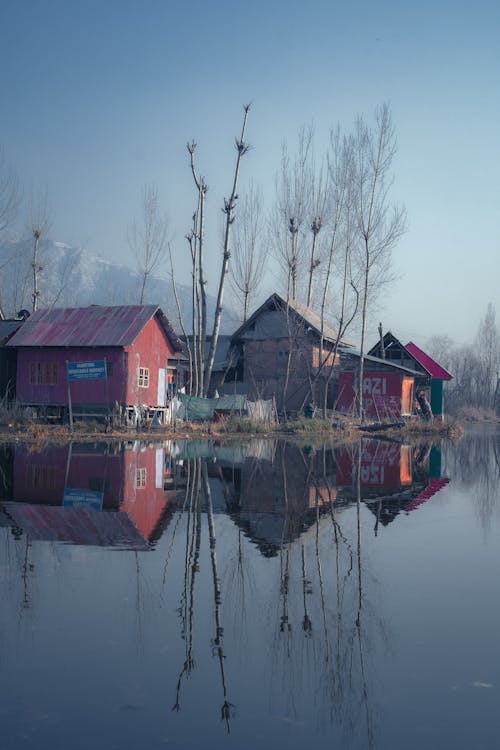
29 361 58 385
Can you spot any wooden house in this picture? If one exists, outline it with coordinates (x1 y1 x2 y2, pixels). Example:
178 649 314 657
6 304 183 422
229 292 353 413
404 341 453 418
336 350 422 419
368 331 453 418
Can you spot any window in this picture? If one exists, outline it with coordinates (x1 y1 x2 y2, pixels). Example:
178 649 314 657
312 347 339 368
26 464 56 490
136 468 147 489
29 361 58 385
138 367 149 388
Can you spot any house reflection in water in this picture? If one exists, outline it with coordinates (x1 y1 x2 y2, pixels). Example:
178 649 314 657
221 438 449 553
0 436 449 553
335 439 449 532
0 442 180 549
229 442 337 556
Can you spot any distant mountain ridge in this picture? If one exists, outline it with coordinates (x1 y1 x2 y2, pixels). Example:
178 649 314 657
0 239 240 334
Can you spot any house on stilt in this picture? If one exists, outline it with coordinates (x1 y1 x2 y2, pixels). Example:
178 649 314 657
6 304 184 424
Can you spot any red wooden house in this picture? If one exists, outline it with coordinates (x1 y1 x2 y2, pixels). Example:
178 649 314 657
337 352 421 419
368 331 453 418
6 304 183 422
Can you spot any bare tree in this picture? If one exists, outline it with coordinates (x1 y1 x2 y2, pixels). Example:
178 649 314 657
128 184 169 304
0 147 20 237
0 148 21 319
186 143 208 396
306 159 328 308
230 181 266 322
204 104 251 396
477 302 499 408
353 104 406 420
300 128 359 417
271 126 314 301
29 189 51 313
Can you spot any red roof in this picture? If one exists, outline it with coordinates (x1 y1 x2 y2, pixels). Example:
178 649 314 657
1 503 150 549
405 342 453 380
405 478 450 512
6 304 183 350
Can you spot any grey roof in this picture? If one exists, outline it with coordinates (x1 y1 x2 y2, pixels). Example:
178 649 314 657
342 350 424 377
0 320 25 346
231 293 353 346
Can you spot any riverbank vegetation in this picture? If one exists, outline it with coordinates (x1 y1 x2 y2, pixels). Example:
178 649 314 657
0 404 465 445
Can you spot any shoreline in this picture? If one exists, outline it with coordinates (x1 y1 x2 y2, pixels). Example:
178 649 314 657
0 416 469 446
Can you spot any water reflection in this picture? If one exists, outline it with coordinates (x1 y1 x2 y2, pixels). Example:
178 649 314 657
0 441 179 549
0 433 478 750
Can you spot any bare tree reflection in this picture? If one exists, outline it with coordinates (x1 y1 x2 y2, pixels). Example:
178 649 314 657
172 458 201 712
202 461 235 733
444 432 500 532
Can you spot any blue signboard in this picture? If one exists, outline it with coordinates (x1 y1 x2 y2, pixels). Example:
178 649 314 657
63 487 104 511
67 360 106 381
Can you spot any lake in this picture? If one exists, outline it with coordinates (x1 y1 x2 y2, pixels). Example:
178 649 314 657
0 430 499 750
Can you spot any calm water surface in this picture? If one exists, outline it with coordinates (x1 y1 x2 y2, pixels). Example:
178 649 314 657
0 430 499 750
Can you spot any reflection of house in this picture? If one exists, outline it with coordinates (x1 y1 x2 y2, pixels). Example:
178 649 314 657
3 441 176 547
232 442 337 556
335 439 449 529
6 304 183 421
1 502 150 549
368 332 452 418
229 293 353 412
336 441 414 494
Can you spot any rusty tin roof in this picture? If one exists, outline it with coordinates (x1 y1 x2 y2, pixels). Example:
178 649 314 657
6 304 183 351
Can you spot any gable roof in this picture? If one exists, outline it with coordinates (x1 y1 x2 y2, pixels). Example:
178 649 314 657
341 349 423 377
6 304 183 351
405 342 453 380
368 331 410 360
368 330 453 380
231 292 353 346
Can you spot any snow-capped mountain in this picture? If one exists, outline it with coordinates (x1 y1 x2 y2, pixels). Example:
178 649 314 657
0 239 240 333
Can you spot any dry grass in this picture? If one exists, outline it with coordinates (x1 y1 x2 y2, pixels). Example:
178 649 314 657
0 409 466 445
400 417 464 440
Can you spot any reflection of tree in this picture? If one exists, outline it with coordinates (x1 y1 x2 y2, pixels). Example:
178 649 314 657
202 462 235 731
444 432 500 532
263 439 381 747
171 457 235 732
172 458 201 712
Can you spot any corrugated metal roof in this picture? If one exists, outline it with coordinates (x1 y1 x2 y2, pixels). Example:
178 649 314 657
6 304 183 350
231 292 353 346
342 350 423 376
405 342 453 380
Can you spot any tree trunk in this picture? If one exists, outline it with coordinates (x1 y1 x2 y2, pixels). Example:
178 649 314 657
204 105 250 396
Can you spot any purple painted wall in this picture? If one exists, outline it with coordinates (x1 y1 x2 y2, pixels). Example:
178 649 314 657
16 347 127 406
15 316 177 408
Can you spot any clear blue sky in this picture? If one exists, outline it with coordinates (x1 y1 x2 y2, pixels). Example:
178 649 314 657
1 0 499 346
